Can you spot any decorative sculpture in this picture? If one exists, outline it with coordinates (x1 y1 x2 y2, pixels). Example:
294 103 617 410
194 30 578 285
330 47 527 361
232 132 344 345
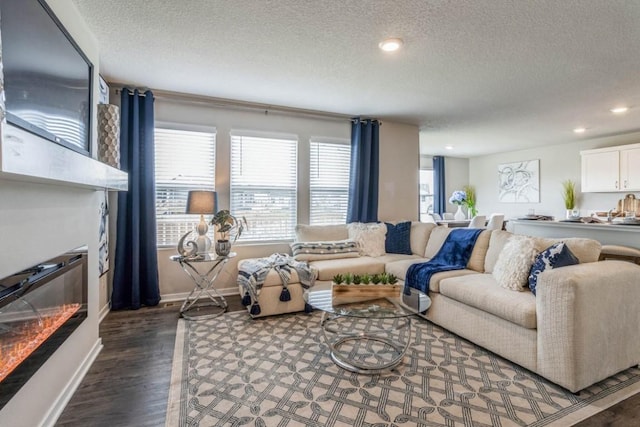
177 231 198 258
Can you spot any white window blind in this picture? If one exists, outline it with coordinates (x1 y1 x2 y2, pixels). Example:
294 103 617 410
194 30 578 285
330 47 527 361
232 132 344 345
230 133 297 241
309 140 351 225
155 128 216 246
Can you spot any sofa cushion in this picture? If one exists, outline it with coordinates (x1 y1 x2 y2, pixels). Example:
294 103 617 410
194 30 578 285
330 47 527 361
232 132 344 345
310 257 385 281
384 258 426 281
410 222 436 256
439 274 537 329
484 230 512 273
296 224 348 242
375 253 422 264
385 221 412 254
533 237 601 264
386 259 478 293
348 222 387 257
493 236 539 291
467 229 491 272
424 226 451 258
290 240 359 261
528 242 579 295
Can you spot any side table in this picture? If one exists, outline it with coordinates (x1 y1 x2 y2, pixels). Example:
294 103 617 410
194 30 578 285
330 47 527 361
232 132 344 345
170 252 235 320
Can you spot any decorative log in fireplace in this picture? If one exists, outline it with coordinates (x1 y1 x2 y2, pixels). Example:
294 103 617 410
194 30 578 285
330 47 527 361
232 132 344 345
0 248 88 410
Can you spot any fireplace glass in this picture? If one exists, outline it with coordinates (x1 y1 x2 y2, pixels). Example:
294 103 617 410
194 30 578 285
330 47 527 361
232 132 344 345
0 248 87 409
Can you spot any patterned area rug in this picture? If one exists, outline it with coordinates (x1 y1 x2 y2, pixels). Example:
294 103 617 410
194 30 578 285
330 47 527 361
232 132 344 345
166 311 640 426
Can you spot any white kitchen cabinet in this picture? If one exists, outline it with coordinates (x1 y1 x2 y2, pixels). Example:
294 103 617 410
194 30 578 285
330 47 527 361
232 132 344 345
620 147 640 191
581 143 640 192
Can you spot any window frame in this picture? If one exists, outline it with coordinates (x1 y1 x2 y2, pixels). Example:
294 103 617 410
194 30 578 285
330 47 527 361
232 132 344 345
309 137 351 226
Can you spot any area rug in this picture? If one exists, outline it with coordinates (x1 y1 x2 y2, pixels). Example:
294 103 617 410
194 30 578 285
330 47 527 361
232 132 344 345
166 311 640 426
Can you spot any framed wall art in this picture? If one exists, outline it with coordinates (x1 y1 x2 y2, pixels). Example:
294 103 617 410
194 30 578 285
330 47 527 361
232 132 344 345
498 159 540 203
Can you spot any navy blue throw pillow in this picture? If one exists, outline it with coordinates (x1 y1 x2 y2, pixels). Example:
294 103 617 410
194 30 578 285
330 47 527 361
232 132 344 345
528 242 579 295
385 221 412 255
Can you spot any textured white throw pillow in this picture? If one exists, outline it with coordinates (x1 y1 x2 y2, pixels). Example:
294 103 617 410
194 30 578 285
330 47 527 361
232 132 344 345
493 236 539 291
347 222 387 257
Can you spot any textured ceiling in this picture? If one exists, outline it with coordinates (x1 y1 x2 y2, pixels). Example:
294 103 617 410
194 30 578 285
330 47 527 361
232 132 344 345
71 0 640 157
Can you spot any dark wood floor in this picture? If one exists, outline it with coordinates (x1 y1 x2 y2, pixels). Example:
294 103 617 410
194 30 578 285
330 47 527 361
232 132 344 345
56 297 640 426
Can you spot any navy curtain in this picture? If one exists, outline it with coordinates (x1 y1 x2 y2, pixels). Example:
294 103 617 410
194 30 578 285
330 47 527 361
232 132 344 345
433 156 446 215
347 118 380 223
112 89 160 310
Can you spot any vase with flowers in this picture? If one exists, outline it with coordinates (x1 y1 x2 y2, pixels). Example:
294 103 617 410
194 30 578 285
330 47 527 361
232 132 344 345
463 185 478 218
449 190 468 220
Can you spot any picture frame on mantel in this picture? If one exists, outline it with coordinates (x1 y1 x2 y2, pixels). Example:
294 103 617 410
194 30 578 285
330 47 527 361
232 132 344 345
498 159 540 203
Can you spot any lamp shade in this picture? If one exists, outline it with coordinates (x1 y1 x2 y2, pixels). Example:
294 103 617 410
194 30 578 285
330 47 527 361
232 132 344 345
186 190 217 214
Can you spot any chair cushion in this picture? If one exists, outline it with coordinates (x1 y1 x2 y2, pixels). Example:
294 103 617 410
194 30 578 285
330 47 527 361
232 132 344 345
410 222 436 256
493 236 539 291
348 222 387 257
295 224 348 242
528 242 579 295
439 274 537 329
385 221 412 254
290 240 359 261
424 226 451 258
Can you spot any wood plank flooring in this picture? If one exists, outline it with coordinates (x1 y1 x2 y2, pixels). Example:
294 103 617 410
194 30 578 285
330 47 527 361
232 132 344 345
55 297 640 426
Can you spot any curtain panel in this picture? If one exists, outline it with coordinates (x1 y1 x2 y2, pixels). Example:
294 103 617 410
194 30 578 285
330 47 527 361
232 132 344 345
347 118 380 223
112 89 160 310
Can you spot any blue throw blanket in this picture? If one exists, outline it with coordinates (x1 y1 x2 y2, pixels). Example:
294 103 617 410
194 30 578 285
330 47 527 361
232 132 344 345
404 228 483 295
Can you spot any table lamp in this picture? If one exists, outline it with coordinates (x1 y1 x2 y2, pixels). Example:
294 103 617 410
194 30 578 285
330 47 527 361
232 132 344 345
186 190 217 255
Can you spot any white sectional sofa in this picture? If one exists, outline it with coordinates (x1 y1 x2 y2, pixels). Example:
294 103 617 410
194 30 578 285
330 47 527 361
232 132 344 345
288 222 640 393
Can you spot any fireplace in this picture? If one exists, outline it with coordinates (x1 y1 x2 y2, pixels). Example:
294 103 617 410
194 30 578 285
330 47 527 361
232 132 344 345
0 248 87 410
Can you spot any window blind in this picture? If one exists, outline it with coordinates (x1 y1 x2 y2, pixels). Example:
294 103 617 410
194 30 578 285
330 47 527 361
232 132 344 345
155 128 216 246
230 133 297 241
310 140 351 225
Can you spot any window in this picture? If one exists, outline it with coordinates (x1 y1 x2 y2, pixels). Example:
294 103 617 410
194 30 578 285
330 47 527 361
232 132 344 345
419 169 434 222
155 128 216 246
230 133 297 241
309 139 351 225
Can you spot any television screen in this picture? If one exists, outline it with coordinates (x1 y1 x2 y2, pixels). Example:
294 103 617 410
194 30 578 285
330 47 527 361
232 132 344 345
1 0 93 155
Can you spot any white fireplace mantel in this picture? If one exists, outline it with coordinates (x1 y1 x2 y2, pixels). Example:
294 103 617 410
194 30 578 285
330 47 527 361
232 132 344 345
0 122 127 191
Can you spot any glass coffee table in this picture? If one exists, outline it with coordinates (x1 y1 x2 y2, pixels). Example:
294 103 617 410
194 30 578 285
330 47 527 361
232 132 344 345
304 285 430 374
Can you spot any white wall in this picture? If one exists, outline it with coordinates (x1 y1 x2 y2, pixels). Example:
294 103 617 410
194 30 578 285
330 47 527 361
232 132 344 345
116 98 420 300
469 131 640 221
0 1 103 425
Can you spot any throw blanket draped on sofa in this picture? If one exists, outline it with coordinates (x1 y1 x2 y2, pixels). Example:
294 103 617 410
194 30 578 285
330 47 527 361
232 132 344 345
238 253 315 315
405 228 483 295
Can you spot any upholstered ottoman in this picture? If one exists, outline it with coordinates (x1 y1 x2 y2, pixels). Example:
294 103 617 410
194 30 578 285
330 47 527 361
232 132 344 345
237 255 315 318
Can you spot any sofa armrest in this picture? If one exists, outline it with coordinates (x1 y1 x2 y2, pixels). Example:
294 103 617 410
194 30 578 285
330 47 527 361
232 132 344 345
536 260 640 392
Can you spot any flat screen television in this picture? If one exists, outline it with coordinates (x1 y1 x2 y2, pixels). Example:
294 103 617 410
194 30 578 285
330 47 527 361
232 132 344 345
1 0 93 156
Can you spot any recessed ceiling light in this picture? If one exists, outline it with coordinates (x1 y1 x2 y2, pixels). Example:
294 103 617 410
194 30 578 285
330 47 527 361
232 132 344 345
445 145 454 150
610 106 629 114
378 38 403 52
573 127 586 134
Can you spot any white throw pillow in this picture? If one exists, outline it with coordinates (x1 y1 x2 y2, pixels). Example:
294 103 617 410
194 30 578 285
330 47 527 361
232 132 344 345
492 236 539 291
347 222 387 257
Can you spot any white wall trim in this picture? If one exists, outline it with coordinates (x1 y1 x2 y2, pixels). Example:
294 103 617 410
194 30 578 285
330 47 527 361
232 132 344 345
39 338 103 427
160 286 240 304
98 303 110 324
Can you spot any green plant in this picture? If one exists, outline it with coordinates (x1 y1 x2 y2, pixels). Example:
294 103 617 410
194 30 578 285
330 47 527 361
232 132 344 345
387 274 398 284
344 273 353 285
361 273 371 284
463 185 478 217
332 274 344 284
562 180 576 209
371 274 381 284
210 210 247 243
352 274 362 285
380 273 389 284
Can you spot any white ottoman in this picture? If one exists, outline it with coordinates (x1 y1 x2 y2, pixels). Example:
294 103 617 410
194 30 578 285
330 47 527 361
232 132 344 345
237 258 313 318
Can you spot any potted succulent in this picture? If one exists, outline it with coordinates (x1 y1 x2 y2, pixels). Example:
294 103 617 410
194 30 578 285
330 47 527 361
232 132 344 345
209 210 247 256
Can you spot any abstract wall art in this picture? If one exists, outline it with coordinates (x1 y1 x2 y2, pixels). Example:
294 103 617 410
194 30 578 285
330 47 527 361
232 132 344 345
498 159 540 203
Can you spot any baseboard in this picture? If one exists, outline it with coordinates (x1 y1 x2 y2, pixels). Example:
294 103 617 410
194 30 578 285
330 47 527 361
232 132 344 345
98 303 110 323
39 338 103 427
160 286 239 303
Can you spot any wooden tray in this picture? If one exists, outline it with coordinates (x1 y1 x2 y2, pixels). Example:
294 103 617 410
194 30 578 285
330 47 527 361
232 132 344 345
331 283 402 299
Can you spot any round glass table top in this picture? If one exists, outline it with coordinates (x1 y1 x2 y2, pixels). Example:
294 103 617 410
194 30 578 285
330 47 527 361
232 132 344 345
304 284 430 319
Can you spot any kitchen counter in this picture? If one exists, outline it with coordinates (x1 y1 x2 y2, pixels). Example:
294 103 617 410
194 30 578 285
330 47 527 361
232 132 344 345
510 220 640 249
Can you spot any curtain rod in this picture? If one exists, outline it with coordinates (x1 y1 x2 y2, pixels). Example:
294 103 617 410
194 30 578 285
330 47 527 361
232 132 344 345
112 84 354 123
